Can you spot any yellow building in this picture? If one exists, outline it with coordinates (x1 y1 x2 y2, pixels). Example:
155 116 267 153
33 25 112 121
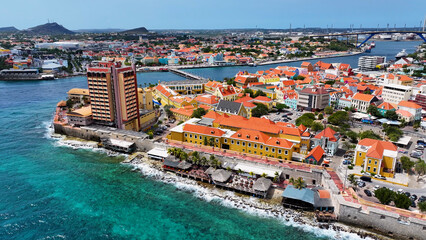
354 138 398 178
138 88 153 110
259 75 280 84
168 119 295 161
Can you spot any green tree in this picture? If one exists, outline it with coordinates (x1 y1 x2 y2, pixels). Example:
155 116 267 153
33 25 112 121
367 105 380 117
393 193 411 209
203 137 208 146
276 103 289 111
384 110 398 120
418 201 426 212
374 188 394 205
191 107 207 118
191 151 200 164
253 90 266 98
261 173 268 178
251 103 269 117
295 113 316 127
243 88 254 98
324 106 334 115
66 99 74 109
400 156 415 173
289 177 306 190
317 113 324 120
348 174 357 187
164 105 175 119
415 160 426 181
346 130 358 143
208 137 216 147
327 111 349 126
311 122 324 132
359 130 382 140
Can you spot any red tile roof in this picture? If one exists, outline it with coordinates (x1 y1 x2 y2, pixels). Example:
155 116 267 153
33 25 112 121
306 145 325 161
398 101 421 109
314 127 337 142
183 124 225 137
352 93 375 102
358 138 397 159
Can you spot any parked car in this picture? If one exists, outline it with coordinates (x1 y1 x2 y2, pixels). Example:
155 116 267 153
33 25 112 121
342 160 351 165
410 194 418 201
375 175 386 180
411 200 416 208
287 113 293 116
419 196 426 202
404 192 411 197
358 181 366 188
364 189 372 197
360 176 372 182
410 152 422 159
415 145 424 150
165 124 171 127
363 172 371 177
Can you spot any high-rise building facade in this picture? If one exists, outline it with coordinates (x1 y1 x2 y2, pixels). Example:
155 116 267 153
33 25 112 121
87 61 140 131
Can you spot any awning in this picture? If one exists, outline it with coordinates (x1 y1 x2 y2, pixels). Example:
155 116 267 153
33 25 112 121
392 135 411 146
233 162 281 178
147 148 169 160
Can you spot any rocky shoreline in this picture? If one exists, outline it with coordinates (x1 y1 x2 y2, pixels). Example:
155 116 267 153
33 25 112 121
126 154 390 240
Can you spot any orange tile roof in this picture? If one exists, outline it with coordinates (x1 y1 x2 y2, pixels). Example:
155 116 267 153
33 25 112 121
298 124 307 132
378 102 395 111
396 109 413 117
358 138 397 159
183 124 225 137
306 145 325 161
314 127 337 142
398 101 421 109
203 111 223 119
352 93 375 102
230 129 270 143
265 137 294 149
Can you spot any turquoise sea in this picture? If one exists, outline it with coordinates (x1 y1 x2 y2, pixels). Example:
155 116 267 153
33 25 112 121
0 41 420 239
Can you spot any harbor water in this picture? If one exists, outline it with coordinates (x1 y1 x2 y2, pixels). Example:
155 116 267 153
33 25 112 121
0 41 421 239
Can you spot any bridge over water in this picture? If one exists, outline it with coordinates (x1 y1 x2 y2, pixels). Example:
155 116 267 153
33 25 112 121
309 30 426 48
168 68 207 80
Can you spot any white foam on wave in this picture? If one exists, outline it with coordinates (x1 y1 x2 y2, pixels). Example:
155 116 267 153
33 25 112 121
39 120 54 139
130 161 371 240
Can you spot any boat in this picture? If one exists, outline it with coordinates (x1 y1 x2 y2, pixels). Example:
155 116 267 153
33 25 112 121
395 49 408 59
364 46 372 53
39 74 55 80
248 63 257 67
370 41 375 48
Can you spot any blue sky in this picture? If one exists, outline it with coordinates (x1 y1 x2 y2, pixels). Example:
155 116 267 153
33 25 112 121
1 0 425 30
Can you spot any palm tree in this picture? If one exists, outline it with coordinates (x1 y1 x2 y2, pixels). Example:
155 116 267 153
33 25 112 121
415 160 426 181
191 151 200 165
261 173 268 178
289 177 306 190
249 171 255 178
167 147 177 156
200 156 207 166
237 169 243 175
180 151 189 162
208 137 215 148
209 155 218 168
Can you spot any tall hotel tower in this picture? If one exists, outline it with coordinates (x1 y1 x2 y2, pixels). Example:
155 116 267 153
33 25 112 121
87 61 140 131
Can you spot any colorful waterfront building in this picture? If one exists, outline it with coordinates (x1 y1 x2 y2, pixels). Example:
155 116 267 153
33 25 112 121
87 61 140 131
354 138 398 178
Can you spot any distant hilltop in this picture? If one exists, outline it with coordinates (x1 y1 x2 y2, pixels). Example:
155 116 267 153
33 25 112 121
0 26 19 33
120 27 149 34
22 22 74 35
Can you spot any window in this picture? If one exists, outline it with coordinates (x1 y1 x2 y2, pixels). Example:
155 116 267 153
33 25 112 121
265 147 269 152
254 144 257 148
367 166 370 171
368 159 371 164
375 160 377 165
190 134 192 138
231 140 234 144
272 148 275 153
237 141 240 145
285 150 288 155
373 168 376 173
216 139 219 143
200 136 202 140
184 133 187 137
248 143 251 147
278 149 282 154
194 134 197 138
260 145 263 149
224 139 227 143
359 152 362 157
242 142 245 146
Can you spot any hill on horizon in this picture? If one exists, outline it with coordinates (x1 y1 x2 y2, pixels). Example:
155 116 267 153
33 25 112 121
0 26 19 33
22 22 74 35
120 27 149 34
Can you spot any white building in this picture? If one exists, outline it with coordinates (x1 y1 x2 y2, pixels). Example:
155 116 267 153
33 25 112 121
358 56 386 71
382 84 413 105
397 101 422 122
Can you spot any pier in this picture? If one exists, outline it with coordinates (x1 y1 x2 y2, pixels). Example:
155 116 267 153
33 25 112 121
168 68 207 80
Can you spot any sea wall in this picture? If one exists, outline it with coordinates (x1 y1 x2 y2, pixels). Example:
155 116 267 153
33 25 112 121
336 195 426 240
53 123 156 151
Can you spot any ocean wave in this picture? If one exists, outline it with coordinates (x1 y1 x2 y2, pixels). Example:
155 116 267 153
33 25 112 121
129 161 372 240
